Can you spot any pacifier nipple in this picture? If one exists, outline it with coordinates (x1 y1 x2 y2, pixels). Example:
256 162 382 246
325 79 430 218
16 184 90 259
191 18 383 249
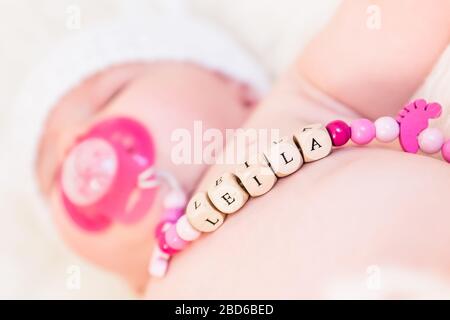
61 138 118 206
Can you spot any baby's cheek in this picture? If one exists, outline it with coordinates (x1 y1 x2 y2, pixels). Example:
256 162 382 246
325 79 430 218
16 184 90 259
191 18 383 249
98 63 256 190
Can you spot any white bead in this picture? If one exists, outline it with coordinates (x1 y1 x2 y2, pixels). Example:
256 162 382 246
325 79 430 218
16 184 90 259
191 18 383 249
176 215 201 241
148 257 169 278
148 247 170 278
163 190 187 209
418 128 445 154
374 116 399 143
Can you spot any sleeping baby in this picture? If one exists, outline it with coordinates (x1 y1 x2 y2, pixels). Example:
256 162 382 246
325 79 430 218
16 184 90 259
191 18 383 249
12 0 450 298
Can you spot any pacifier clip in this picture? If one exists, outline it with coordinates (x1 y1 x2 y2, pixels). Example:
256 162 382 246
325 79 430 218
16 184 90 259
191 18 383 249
149 99 449 277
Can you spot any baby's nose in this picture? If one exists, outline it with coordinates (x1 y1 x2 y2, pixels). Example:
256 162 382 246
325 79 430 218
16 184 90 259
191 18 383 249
61 137 118 206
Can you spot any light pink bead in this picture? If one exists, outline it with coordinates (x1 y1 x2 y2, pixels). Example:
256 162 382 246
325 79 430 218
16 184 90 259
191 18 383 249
165 224 188 251
154 220 172 239
161 207 184 222
176 215 201 242
418 128 444 154
351 119 376 145
158 233 178 255
442 140 450 163
374 116 399 143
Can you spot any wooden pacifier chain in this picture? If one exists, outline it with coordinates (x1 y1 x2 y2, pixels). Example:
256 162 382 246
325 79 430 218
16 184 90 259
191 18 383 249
149 99 450 277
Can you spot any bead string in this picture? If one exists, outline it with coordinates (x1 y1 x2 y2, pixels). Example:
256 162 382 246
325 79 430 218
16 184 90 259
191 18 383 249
149 99 450 277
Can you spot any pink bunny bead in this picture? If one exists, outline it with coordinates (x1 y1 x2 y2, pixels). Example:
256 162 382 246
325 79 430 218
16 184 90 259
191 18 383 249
397 99 442 153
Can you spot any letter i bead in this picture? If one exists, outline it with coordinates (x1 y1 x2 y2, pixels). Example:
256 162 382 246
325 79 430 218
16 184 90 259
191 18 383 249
235 153 277 197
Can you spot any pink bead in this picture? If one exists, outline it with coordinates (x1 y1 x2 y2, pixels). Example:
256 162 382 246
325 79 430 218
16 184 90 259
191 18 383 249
165 224 188 251
154 220 173 239
158 232 179 255
374 116 399 143
418 128 444 154
161 207 184 222
351 119 376 145
326 120 351 146
442 140 450 163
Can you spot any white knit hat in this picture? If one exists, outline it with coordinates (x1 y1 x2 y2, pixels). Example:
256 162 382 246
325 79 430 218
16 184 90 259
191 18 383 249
6 3 270 237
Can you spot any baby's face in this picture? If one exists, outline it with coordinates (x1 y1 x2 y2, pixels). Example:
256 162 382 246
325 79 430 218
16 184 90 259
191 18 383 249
36 62 256 290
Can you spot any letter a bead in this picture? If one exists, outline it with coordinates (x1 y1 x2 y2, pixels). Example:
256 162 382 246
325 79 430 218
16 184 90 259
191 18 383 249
186 192 225 232
294 124 332 162
265 136 303 177
235 154 277 197
207 172 249 214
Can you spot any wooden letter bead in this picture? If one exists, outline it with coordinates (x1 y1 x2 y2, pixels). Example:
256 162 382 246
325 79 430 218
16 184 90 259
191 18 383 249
235 154 277 197
186 192 225 233
294 124 332 162
207 172 249 214
265 136 303 177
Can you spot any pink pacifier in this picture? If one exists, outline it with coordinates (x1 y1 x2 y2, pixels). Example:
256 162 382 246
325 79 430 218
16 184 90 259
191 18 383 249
59 117 157 232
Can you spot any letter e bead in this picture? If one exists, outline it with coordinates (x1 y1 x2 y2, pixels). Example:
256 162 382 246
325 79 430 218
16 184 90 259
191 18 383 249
207 173 249 214
294 124 332 162
186 192 225 232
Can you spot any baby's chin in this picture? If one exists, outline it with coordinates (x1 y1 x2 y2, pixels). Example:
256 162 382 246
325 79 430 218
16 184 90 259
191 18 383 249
40 62 258 292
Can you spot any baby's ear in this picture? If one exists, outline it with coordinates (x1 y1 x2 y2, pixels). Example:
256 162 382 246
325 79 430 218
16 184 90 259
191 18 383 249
234 82 260 108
